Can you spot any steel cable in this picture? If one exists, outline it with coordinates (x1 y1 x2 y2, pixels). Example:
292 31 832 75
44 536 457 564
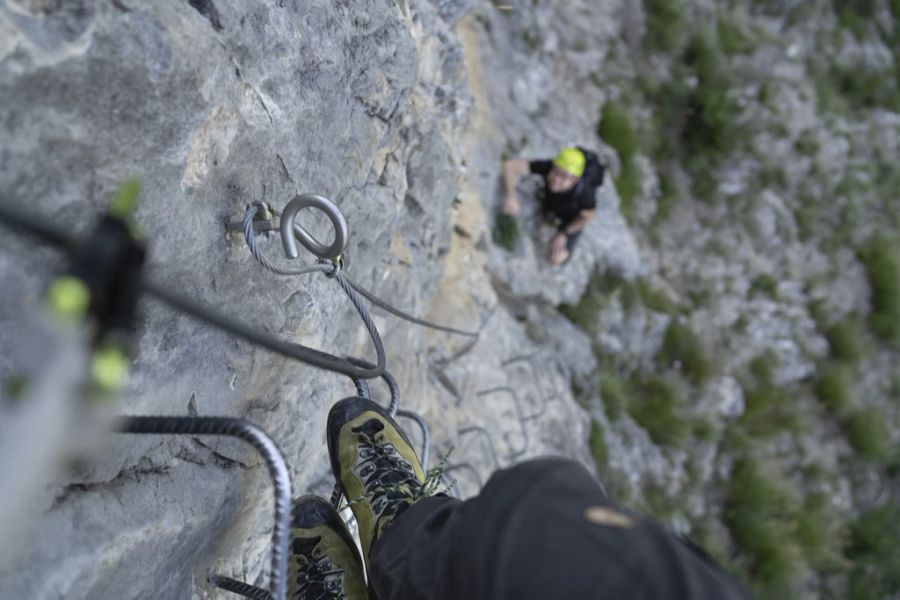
0 203 386 380
117 416 291 600
207 574 272 600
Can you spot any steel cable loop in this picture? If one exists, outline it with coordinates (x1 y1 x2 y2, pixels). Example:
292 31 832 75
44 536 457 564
351 374 371 399
243 204 333 277
117 416 292 600
344 357 400 417
207 574 272 600
241 202 479 339
239 203 387 379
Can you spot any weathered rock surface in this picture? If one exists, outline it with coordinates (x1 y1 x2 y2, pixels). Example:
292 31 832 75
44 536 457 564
0 1 605 597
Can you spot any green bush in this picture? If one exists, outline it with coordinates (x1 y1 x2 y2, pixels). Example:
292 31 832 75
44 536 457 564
638 279 678 314
642 32 742 201
521 30 540 51
492 213 519 251
644 0 687 52
740 350 804 435
859 236 900 347
658 321 711 384
694 417 718 442
796 492 847 572
808 299 830 329
690 518 732 567
760 162 788 190
681 34 741 159
748 350 778 385
847 504 900 597
795 205 817 241
717 11 752 55
601 374 631 420
833 0 877 38
599 102 642 218
628 375 691 446
687 155 719 201
741 382 799 436
654 170 680 222
559 271 633 331
617 158 642 221
813 362 853 417
598 102 638 162
825 317 864 364
724 458 805 594
758 80 775 107
843 408 890 460
588 420 609 468
750 273 779 298
794 130 821 156
641 481 681 520
810 60 900 115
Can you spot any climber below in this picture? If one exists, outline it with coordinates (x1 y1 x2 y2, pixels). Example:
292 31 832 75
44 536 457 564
501 146 605 265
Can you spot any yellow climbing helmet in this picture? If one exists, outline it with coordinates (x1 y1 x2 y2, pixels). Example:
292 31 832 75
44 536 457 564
552 147 586 178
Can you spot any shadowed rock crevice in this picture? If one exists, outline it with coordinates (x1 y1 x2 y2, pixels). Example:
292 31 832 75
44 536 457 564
187 0 223 31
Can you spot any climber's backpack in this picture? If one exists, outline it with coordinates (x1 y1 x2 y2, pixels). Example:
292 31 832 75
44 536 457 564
577 147 606 189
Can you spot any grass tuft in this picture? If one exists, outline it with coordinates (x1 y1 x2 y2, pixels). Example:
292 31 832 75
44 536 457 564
638 279 678 314
598 102 641 217
843 408 890 461
658 321 711 384
644 0 687 52
859 236 900 347
492 213 519 251
560 271 626 331
598 102 638 162
750 273 779 298
794 130 821 156
825 317 864 364
717 11 752 55
847 503 900 598
600 374 630 420
796 492 847 572
628 375 691 446
833 0 877 39
813 362 853 417
724 458 805 595
642 31 743 202
740 350 804 435
588 420 609 468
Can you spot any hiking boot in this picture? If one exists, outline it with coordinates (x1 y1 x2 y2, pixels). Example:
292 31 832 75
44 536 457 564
327 397 426 562
288 495 368 600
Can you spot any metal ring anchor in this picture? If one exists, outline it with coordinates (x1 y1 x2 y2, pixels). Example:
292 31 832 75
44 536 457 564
280 193 349 260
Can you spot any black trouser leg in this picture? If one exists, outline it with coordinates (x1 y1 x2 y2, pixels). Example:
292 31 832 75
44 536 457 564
369 457 753 600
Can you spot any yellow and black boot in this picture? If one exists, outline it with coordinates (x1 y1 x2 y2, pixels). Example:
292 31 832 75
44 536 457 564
326 397 426 567
289 495 368 600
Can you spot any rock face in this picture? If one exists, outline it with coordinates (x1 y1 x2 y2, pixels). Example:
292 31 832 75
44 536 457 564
0 1 610 598
9 0 893 597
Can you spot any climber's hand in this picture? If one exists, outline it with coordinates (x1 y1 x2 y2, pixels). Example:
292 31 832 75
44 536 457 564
548 233 569 265
502 193 521 216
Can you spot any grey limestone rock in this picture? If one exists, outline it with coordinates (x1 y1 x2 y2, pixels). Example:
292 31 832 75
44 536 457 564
0 1 608 597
